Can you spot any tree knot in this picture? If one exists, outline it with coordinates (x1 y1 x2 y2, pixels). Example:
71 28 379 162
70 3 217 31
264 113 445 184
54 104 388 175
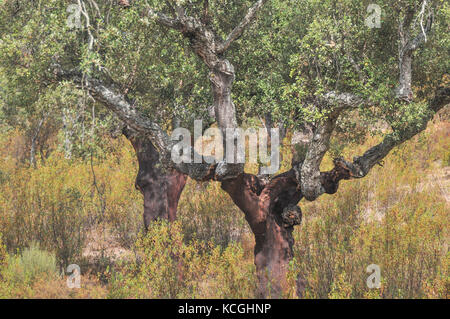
281 205 302 228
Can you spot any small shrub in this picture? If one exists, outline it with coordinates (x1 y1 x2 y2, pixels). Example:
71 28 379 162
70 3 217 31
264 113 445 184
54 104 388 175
203 242 256 298
3 243 58 286
107 221 256 299
178 181 249 247
108 221 204 298
443 149 450 166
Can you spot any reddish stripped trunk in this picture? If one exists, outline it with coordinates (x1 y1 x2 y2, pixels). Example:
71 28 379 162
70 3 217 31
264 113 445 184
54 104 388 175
221 171 305 298
123 128 187 228
124 129 187 285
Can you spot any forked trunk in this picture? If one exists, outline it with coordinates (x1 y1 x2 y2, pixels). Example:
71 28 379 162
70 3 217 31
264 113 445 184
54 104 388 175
221 171 305 298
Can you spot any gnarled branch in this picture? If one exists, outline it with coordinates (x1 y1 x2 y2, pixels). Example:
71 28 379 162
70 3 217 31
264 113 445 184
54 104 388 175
146 7 182 30
51 65 223 180
322 91 365 109
320 86 450 195
297 113 339 201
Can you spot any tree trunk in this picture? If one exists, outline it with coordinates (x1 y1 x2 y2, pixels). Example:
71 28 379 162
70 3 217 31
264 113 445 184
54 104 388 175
221 171 306 298
30 136 37 168
254 208 305 298
208 58 244 179
62 108 75 160
123 128 187 229
30 117 45 168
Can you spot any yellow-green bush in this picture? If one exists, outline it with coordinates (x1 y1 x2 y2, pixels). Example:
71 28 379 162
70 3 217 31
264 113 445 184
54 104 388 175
178 181 249 247
0 132 142 267
3 242 58 286
291 190 448 299
107 220 256 299
0 158 88 268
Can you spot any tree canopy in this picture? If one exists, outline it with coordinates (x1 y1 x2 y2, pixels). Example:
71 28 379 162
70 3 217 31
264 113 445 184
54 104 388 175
1 0 448 170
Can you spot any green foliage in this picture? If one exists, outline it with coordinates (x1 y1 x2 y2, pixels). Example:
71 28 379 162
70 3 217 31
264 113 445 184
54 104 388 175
3 243 58 286
2 0 447 135
443 148 450 166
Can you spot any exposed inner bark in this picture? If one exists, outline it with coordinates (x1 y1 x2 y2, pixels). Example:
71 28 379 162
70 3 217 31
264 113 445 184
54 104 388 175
221 170 304 298
220 157 372 298
123 127 187 228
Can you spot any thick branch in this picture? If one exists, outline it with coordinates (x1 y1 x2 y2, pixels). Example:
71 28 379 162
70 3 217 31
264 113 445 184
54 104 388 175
320 86 450 195
146 7 182 30
144 4 247 181
407 12 433 52
291 91 366 198
216 0 268 54
221 173 265 234
298 112 340 201
351 86 449 176
221 168 303 239
298 84 448 201
322 91 365 109
52 65 222 180
53 66 170 151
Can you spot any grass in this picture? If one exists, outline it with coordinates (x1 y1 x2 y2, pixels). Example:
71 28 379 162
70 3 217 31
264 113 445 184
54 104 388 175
3 242 58 285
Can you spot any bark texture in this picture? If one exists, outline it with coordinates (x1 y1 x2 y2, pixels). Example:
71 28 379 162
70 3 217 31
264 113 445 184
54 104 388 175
123 127 187 228
221 170 304 298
